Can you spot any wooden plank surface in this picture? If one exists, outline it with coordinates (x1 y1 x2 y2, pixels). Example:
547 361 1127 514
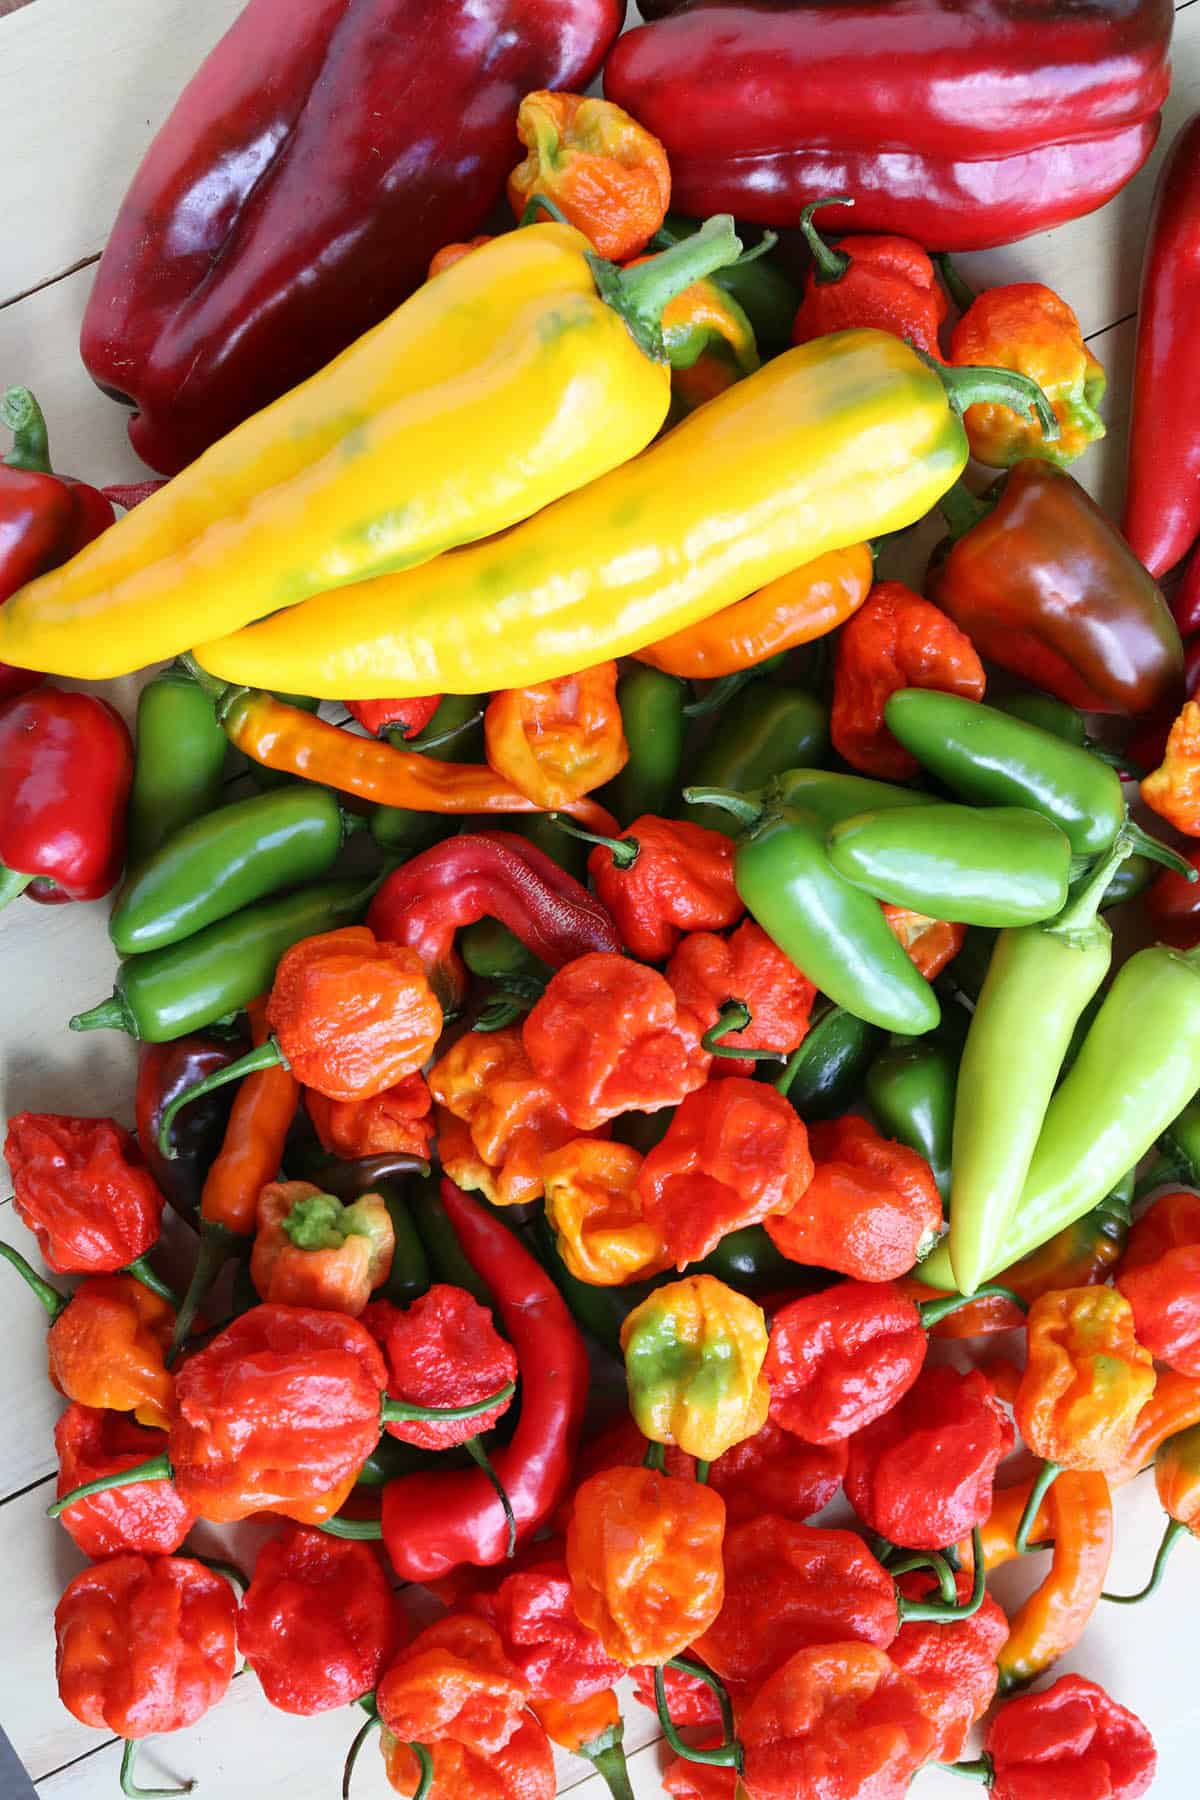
3 1 1200 1795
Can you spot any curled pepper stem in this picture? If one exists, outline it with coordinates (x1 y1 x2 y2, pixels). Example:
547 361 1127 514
396 707 485 755
1103 1516 1190 1605
0 867 35 912
680 787 762 830
886 1548 958 1606
1123 820 1199 881
463 1434 518 1559
939 1757 995 1787
729 230 779 269
317 1515 384 1541
916 345 1060 441
157 1040 288 1160
341 1709 382 1800
655 1660 742 1771
895 1528 987 1623
549 814 639 869
0 384 52 472
0 1241 68 1322
1015 1463 1061 1555
1053 830 1136 939
797 195 854 284
168 1224 242 1363
581 1731 637 1800
702 1000 786 1062
933 253 978 315
119 1739 194 1800
684 654 788 720
917 1285 1028 1329
379 1379 515 1427
48 1451 173 1518
589 214 744 364
121 1255 182 1311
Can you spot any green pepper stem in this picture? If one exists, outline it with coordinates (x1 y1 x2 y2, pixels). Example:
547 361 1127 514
122 1256 182 1310
729 230 779 269
1052 832 1135 939
168 1223 242 1362
939 1757 995 1787
655 1662 743 1770
695 1459 711 1486
317 1515 384 1540
582 1735 637 1800
1102 1516 1190 1604
593 214 744 362
548 814 639 869
917 1285 1028 1330
934 253 978 315
398 708 485 755
341 1711 382 1800
680 787 761 829
120 1739 194 1800
643 1439 667 1473
917 347 1060 441
0 1241 68 1322
49 1451 173 1518
702 1000 785 1062
519 193 572 229
684 653 787 720
158 1039 287 1159
1124 821 1199 880
1 385 52 472
464 1434 518 1559
797 196 854 284
409 1745 433 1800
0 866 34 912
69 994 134 1035
1015 1463 1061 1555
895 1529 986 1623
380 1379 515 1427
887 1548 958 1606
938 480 995 542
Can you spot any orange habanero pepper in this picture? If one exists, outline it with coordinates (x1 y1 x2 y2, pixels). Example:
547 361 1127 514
507 92 670 260
484 663 628 809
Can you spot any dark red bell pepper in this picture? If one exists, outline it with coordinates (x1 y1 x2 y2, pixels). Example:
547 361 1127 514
1179 545 1200 640
366 831 622 1008
1 388 114 702
604 0 1171 250
81 0 623 474
1124 114 1200 582
135 1031 247 1228
0 689 132 909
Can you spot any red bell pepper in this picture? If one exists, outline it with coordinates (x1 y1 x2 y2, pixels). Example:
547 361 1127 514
604 0 1171 251
0 688 132 909
80 0 623 473
1 387 113 701
1124 114 1200 583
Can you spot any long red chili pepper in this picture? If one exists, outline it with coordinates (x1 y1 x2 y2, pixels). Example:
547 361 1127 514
379 1180 590 1581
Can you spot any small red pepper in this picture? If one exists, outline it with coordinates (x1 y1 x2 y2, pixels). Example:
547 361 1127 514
1116 1190 1200 1376
346 696 442 739
53 1404 194 1560
376 1612 529 1757
368 831 621 1008
977 1673 1156 1800
587 815 743 962
791 200 947 357
890 1568 1007 1763
237 1523 402 1715
845 1364 1014 1550
706 1419 847 1527
4 1112 165 1276
466 1548 626 1704
666 921 815 1074
764 1281 927 1446
364 1286 517 1451
632 1660 724 1731
1146 843 1200 947
0 687 132 907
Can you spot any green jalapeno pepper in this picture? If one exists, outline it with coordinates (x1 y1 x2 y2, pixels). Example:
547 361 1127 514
866 1038 958 1203
685 768 934 836
653 215 800 353
405 1173 493 1306
602 666 687 825
1102 855 1155 910
69 878 372 1043
827 803 1072 927
696 1223 812 1295
684 687 830 833
460 918 549 985
776 1004 883 1120
110 785 356 955
126 668 228 866
370 694 486 854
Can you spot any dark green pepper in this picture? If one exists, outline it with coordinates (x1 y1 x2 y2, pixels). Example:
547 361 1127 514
602 666 687 825
992 692 1137 776
511 810 590 882
653 215 800 352
695 1223 813 1296
406 1174 493 1306
776 1004 883 1120
355 1435 441 1487
376 1181 432 1306
1102 854 1155 910
69 878 372 1042
528 1209 654 1357
866 1038 958 1203
370 694 485 853
460 918 549 985
126 668 227 866
684 687 830 833
827 803 1072 927
685 769 934 835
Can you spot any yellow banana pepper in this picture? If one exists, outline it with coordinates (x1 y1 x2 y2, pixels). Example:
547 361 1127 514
194 331 1058 698
0 217 743 679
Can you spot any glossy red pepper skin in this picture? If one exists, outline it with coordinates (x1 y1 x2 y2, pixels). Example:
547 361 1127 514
604 1 1171 251
367 832 621 1008
381 1181 590 1582
80 0 622 474
346 698 442 740
1124 114 1200 580
54 1405 195 1560
0 689 132 901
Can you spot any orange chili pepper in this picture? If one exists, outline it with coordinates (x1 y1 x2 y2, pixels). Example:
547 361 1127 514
200 996 298 1237
484 662 627 808
634 545 874 680
428 236 493 279
1107 1369 1200 1488
1016 1287 1156 1473
507 92 670 260
47 1274 175 1430
950 281 1106 469
542 1138 671 1286
1143 699 1200 836
430 1026 587 1208
250 1179 395 1316
306 1071 433 1163
881 906 966 982
533 1690 619 1755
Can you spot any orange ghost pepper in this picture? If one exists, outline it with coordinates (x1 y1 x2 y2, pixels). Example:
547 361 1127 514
376 1614 530 1757
1142 699 1200 835
882 906 967 981
831 581 986 780
636 1078 814 1266
20 1264 176 1431
428 236 494 279
533 1690 639 1799
430 1026 586 1207
623 248 759 414
484 663 628 809
764 1114 942 1282
507 92 670 260
250 1179 395 1316
791 199 948 358
306 1071 434 1163
380 1713 555 1800
634 544 874 680
542 1139 671 1286
587 817 743 963
566 1463 727 1665
666 922 816 1077
950 280 1106 469
1107 1368 1200 1488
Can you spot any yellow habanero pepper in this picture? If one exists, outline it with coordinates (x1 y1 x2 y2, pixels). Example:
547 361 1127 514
194 331 1058 698
0 218 743 680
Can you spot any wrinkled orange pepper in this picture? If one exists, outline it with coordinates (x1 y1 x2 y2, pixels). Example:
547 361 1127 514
1015 1286 1156 1475
882 906 967 982
306 1071 433 1163
484 662 627 809
951 281 1106 469
428 236 493 279
47 1275 175 1431
507 92 670 260
1142 699 1200 836
542 1139 671 1286
1107 1369 1200 1487
250 1179 394 1316
430 1026 588 1207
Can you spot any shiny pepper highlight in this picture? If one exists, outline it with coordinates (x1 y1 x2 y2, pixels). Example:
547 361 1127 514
1015 1286 1156 1472
620 1274 770 1462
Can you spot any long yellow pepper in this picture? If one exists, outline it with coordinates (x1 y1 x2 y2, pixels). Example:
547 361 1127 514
0 218 742 679
194 331 1056 698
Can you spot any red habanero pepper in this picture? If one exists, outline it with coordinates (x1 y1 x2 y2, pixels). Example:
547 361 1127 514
346 696 442 739
0 386 113 702
633 1660 724 1730
466 1548 626 1703
484 662 629 808
507 93 671 260
380 1183 590 1580
890 1568 1007 1763
1116 1190 1200 1375
706 1420 847 1527
663 1753 739 1799
4 1112 164 1276
367 830 620 1009
53 1404 194 1560
1124 115 1200 581
379 1715 555 1800
635 1077 814 1266
0 687 132 908
846 1363 1013 1550
237 1523 402 1714
523 953 712 1130
1147 844 1200 947
765 1115 943 1283
791 199 947 356
883 905 966 981
135 1028 246 1228
830 581 986 780
364 1286 516 1451
431 1027 588 1209
376 1612 530 1756
306 1072 433 1163
587 816 743 962
974 1674 1157 1800
764 1281 927 1446
666 921 815 1074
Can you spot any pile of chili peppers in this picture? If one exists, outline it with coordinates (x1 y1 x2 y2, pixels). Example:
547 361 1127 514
7 45 1200 1800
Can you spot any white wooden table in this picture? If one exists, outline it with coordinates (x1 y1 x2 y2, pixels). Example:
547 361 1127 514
3 1 1200 1794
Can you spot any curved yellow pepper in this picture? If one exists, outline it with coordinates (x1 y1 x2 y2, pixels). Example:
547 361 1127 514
0 219 741 679
195 330 974 697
